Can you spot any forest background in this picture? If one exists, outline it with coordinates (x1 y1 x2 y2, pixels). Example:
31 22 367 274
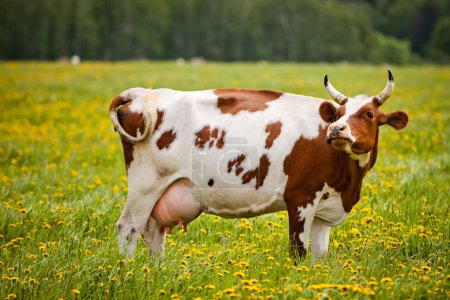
1 0 450 64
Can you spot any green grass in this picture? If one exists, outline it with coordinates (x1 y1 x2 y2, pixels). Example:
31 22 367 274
0 61 449 299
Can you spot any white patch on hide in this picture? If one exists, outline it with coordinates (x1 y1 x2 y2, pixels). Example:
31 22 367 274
314 183 347 227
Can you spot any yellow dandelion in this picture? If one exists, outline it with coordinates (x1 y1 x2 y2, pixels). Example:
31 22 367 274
243 285 260 292
350 227 361 237
223 287 236 294
368 281 377 287
233 271 245 278
381 277 393 284
142 267 151 273
71 289 80 295
6 294 17 299
361 216 374 225
421 265 431 273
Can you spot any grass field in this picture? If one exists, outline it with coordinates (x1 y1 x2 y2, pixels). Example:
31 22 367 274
1 61 449 299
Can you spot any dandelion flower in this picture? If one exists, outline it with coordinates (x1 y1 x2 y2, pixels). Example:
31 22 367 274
223 287 236 294
381 277 393 284
421 265 431 273
368 281 378 287
71 289 80 295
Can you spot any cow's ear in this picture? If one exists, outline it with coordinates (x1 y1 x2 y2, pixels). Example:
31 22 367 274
319 101 337 123
380 111 409 130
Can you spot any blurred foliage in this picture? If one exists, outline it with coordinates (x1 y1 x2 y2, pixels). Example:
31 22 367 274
368 32 413 65
0 0 449 63
426 17 450 63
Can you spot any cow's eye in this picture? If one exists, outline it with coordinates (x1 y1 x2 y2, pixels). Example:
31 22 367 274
366 112 374 119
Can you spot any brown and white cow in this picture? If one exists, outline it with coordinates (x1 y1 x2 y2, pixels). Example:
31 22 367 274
109 70 408 261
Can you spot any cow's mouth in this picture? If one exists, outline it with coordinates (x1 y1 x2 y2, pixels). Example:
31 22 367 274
328 137 353 150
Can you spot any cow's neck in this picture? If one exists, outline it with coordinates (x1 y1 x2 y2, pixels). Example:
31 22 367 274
333 132 379 212
349 152 371 168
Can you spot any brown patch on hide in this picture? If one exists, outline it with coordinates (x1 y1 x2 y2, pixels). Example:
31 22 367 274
153 109 164 132
241 154 271 190
215 89 283 115
283 126 375 213
227 154 246 176
194 125 226 150
116 101 145 170
156 129 177 150
265 121 282 149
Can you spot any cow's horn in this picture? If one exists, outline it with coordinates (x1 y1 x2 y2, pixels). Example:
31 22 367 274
324 75 348 105
374 69 395 106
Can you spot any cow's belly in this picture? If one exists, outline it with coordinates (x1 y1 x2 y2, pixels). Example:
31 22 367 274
193 187 287 218
151 178 287 227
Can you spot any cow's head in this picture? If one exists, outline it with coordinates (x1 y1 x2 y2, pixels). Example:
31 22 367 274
319 70 409 163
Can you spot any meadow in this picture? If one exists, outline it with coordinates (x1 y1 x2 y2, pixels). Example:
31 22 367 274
0 61 449 299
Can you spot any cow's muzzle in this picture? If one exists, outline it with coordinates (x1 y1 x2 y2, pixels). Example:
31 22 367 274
327 123 348 143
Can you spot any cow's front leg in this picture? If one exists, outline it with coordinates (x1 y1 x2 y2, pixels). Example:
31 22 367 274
287 200 317 259
310 218 331 263
142 216 166 259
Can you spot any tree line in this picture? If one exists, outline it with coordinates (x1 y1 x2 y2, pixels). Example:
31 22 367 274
1 0 449 64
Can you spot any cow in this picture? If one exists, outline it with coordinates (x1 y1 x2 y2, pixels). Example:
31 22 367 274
109 69 408 261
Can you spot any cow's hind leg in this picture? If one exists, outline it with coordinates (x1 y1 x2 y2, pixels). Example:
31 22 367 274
142 216 166 259
116 205 141 257
310 219 331 263
116 190 162 257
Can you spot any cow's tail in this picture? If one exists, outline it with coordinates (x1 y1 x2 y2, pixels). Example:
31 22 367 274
109 88 157 144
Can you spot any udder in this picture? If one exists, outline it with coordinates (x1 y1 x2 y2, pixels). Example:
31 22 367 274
151 178 202 232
